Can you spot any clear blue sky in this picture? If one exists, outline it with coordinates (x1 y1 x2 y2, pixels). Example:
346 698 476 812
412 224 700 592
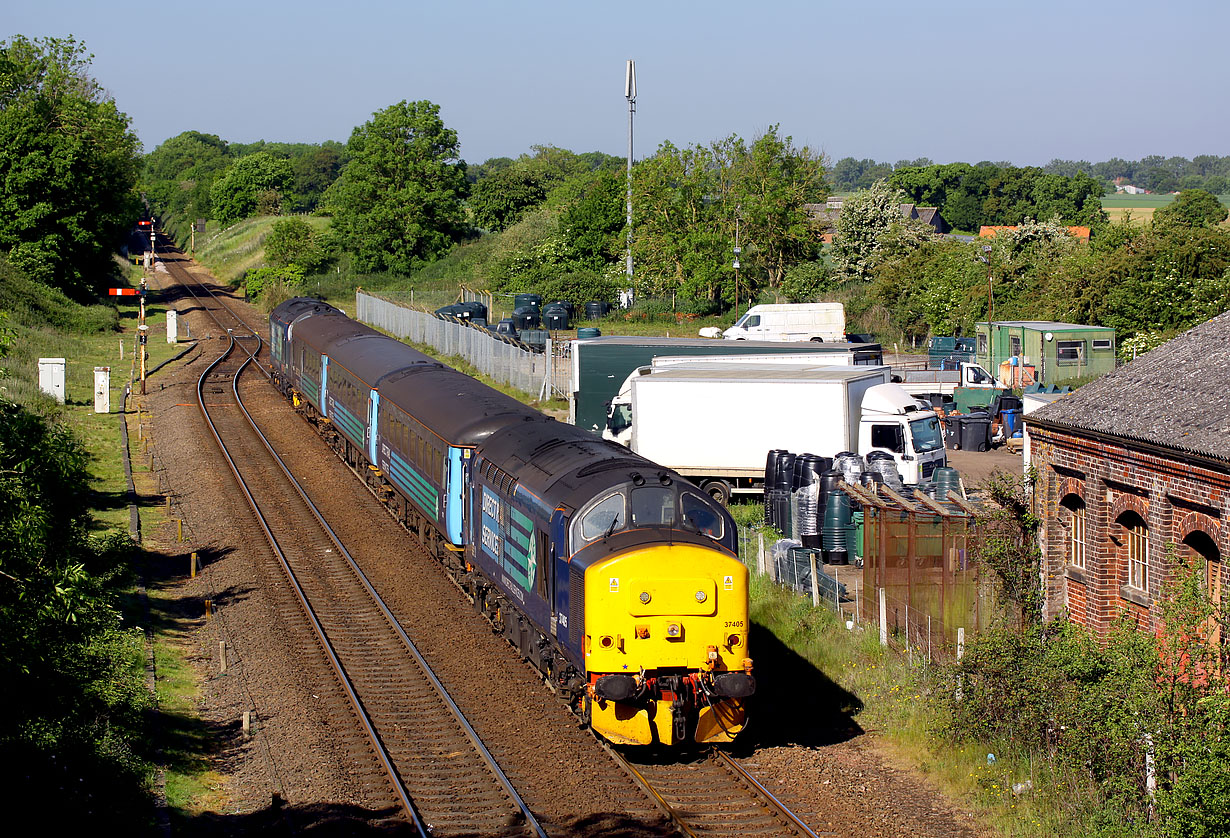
8 0 1228 166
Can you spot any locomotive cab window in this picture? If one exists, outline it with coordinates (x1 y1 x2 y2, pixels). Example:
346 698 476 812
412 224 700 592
631 486 675 527
578 492 625 541
681 493 724 540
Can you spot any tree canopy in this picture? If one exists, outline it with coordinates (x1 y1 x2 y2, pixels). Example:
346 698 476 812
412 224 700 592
0 35 141 298
326 100 468 274
209 151 294 226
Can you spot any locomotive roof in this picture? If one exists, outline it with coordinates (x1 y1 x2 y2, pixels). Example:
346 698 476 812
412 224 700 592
479 419 670 511
379 365 546 446
270 297 342 327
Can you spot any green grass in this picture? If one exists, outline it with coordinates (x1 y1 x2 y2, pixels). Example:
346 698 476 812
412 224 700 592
4 264 190 533
193 215 331 289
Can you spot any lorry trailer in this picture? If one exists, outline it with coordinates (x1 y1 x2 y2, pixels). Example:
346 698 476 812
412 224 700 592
602 364 947 503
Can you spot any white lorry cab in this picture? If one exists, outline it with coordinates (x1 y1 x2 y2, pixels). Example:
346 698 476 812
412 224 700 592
720 303 845 343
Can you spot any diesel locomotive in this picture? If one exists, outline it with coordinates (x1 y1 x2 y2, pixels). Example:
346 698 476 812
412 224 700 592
269 298 755 746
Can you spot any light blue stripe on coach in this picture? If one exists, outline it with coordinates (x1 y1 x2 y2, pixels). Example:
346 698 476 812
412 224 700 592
367 390 380 464
321 356 329 417
447 447 465 545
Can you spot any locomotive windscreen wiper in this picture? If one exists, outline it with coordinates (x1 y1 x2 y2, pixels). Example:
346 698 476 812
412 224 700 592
603 514 621 539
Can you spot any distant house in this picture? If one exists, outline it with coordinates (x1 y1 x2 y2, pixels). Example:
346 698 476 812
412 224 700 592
978 225 1091 241
804 201 948 242
1027 311 1230 636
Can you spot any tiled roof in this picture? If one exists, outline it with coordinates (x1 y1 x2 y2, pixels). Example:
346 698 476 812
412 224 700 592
1029 310 1230 461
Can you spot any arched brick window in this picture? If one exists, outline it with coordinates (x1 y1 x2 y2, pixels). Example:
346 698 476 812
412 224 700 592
1183 530 1223 641
1060 494 1086 569
1118 511 1149 592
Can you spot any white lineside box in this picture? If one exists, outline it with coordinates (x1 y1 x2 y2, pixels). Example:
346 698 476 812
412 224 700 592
38 358 66 404
166 309 178 343
94 367 110 413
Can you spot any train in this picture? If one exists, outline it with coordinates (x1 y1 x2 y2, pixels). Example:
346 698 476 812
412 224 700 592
268 298 755 746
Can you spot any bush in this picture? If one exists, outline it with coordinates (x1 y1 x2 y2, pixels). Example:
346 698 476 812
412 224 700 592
244 264 305 299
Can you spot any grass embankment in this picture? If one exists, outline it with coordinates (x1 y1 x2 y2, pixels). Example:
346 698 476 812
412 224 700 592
193 215 331 289
4 261 224 819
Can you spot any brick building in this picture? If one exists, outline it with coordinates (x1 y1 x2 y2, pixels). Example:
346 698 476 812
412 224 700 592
1026 311 1229 636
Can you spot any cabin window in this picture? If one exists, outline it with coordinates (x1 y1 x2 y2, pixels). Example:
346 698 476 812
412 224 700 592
871 424 905 454
977 333 987 354
1057 340 1086 365
1092 339 1112 351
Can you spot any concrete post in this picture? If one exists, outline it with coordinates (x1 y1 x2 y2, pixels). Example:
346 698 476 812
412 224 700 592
94 367 110 413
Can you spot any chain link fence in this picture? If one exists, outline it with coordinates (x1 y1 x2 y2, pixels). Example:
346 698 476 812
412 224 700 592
357 292 570 399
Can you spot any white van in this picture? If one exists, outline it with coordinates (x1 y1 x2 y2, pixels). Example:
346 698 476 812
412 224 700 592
720 303 845 342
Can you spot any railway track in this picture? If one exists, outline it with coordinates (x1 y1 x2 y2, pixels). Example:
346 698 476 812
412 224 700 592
610 747 829 838
169 265 546 835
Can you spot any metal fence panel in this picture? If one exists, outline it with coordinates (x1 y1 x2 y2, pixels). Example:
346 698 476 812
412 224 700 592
356 292 569 399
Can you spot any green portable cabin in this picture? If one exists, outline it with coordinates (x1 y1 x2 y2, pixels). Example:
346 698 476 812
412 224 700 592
975 321 1115 388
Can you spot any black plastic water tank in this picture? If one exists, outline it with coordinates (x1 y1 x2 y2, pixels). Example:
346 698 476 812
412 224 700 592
584 301 612 319
542 305 570 330
513 293 542 311
511 306 540 329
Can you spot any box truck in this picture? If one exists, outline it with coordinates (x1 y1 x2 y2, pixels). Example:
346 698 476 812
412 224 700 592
720 303 845 342
568 335 883 433
602 364 947 503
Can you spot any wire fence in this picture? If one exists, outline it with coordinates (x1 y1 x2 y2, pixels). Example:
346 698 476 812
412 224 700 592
735 484 996 663
356 292 570 399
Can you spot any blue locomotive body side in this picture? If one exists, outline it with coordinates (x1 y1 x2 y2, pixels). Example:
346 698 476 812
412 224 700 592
470 467 555 643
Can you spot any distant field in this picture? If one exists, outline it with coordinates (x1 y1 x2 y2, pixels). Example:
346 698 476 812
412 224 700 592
1101 192 1230 225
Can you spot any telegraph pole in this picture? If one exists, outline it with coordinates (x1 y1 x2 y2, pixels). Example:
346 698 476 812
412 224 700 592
625 59 636 288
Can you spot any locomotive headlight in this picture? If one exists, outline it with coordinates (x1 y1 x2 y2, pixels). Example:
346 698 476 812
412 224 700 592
727 634 741 648
665 622 682 639
694 590 707 603
639 591 651 604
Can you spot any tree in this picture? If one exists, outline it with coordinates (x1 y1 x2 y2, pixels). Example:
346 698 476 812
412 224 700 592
326 100 468 274
723 126 827 291
831 180 921 280
209 151 294 225
0 36 141 298
0 397 151 823
470 167 546 232
1153 188 1228 230
559 169 624 269
263 217 327 272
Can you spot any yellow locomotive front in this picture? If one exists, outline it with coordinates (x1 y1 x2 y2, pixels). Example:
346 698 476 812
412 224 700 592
583 542 754 746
